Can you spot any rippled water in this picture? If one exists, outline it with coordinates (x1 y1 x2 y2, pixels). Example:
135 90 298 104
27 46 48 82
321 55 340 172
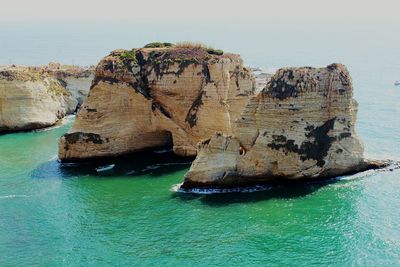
1 21 400 265
0 115 399 266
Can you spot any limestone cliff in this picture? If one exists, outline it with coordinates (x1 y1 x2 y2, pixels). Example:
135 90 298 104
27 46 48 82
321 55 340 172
44 63 94 110
58 45 255 161
0 69 73 133
182 64 385 188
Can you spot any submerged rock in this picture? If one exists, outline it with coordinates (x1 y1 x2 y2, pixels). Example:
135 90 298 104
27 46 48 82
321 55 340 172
181 64 388 189
58 45 255 161
0 69 73 133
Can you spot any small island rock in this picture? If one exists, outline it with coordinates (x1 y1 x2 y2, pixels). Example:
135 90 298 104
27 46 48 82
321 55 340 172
181 64 387 189
58 45 255 161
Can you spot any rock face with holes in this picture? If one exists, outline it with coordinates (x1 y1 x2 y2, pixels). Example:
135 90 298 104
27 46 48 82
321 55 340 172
58 46 255 161
0 69 73 133
181 64 385 188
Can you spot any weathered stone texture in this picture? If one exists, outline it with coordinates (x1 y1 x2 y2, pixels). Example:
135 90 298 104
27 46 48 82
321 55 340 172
182 64 381 188
58 46 255 161
0 70 72 133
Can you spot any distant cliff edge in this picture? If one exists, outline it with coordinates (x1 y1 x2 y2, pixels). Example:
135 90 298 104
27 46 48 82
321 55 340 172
0 63 94 133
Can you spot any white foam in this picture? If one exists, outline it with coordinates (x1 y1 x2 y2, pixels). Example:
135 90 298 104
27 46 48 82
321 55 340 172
153 149 173 154
49 154 58 161
141 165 160 172
34 115 75 133
126 170 137 175
171 183 272 194
59 161 80 167
0 194 29 199
157 162 191 166
337 162 400 181
172 162 400 194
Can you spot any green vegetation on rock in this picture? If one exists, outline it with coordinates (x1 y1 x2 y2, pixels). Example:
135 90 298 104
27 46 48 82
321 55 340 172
143 42 175 48
205 48 224 56
175 42 224 55
143 42 224 56
120 50 138 65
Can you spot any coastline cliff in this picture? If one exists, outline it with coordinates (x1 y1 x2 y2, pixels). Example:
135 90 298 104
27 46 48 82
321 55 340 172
181 64 386 188
0 64 94 133
58 44 255 161
0 69 72 133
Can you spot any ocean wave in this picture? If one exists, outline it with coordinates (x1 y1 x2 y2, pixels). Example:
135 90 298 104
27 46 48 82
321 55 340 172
336 162 400 181
0 194 29 199
157 162 192 166
34 115 75 133
141 165 160 172
171 183 273 194
173 162 400 194
153 149 173 154
48 154 58 161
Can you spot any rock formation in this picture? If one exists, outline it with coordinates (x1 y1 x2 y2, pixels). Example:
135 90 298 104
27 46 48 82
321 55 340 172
0 69 73 133
58 45 255 161
0 64 94 133
181 64 386 189
44 63 94 111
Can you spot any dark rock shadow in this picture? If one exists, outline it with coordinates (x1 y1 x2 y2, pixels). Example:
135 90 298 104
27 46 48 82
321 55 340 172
201 183 327 206
172 161 400 206
31 151 193 179
171 178 345 206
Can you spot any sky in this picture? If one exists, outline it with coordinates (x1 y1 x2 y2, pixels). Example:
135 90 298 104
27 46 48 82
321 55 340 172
0 0 399 23
0 0 399 67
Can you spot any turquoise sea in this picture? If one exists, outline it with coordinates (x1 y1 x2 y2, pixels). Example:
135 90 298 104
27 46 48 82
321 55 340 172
0 20 399 265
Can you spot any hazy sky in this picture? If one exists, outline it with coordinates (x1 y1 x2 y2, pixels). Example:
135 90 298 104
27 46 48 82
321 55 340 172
1 0 399 22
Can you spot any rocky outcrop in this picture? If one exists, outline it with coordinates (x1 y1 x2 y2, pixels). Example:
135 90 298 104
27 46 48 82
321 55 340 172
0 69 73 133
44 63 94 111
181 64 387 189
58 45 255 161
0 64 94 133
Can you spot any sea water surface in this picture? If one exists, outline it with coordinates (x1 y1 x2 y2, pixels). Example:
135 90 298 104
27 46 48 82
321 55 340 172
0 20 400 266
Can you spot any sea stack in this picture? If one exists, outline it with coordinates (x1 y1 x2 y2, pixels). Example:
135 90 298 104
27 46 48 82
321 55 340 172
58 43 255 161
181 64 386 188
0 69 74 133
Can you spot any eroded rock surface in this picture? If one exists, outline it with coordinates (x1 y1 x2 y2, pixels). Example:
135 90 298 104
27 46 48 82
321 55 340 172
182 64 387 188
59 46 255 161
44 63 94 111
0 69 73 133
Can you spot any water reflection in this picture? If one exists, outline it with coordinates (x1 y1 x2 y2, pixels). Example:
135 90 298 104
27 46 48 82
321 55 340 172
31 151 193 179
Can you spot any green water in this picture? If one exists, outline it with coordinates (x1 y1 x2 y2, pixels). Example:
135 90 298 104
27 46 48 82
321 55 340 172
1 119 399 266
